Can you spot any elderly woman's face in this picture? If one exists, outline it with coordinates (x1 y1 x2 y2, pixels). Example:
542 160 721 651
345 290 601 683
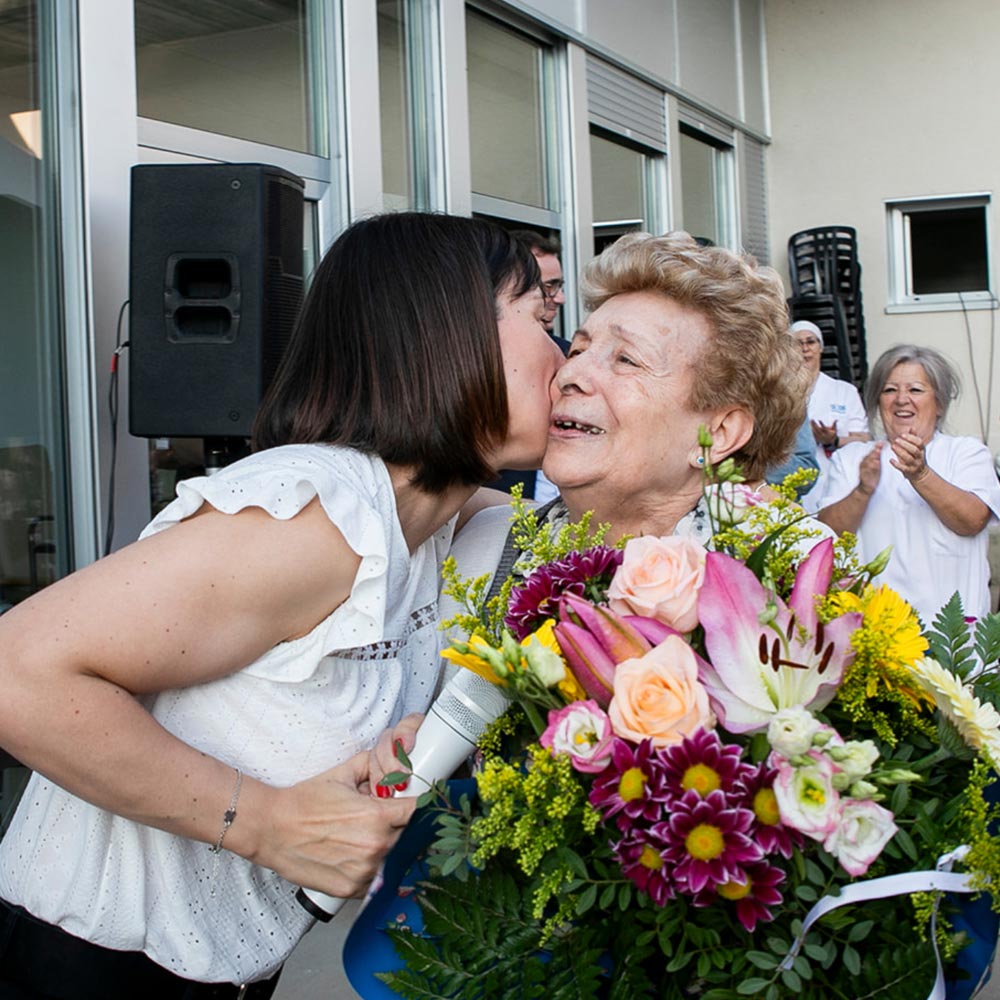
879 361 941 443
793 328 823 375
543 290 713 506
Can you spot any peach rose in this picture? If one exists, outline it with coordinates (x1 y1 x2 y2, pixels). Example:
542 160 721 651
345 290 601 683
607 535 707 633
608 635 715 747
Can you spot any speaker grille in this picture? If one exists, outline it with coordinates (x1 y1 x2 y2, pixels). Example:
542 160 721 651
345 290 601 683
129 163 305 438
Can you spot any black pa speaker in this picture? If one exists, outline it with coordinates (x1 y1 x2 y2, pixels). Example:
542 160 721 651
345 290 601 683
128 162 305 438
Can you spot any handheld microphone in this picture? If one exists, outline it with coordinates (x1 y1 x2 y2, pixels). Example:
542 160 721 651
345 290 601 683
296 669 510 920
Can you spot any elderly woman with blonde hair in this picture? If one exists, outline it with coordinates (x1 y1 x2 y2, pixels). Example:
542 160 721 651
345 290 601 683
455 230 810 568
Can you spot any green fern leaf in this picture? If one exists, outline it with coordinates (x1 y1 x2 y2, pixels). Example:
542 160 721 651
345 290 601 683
974 611 1000 669
924 594 975 675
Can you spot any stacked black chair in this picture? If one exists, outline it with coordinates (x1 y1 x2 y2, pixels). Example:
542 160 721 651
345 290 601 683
787 226 867 386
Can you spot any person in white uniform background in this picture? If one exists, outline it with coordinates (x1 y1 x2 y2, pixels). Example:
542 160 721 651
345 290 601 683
791 319 870 509
815 344 1000 625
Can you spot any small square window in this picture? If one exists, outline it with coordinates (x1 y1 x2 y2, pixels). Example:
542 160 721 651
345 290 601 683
886 194 993 311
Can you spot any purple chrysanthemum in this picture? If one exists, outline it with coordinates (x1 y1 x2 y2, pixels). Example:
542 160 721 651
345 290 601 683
691 861 785 932
550 546 623 589
660 727 755 802
505 546 624 639
505 568 583 639
659 788 764 894
735 763 802 859
613 825 676 906
589 738 672 832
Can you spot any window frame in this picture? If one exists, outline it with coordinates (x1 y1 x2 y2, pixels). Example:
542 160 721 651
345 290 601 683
135 0 343 246
885 192 996 313
466 6 561 219
677 123 736 250
589 126 668 253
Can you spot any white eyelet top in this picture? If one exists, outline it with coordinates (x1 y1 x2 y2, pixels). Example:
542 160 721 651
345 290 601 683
0 444 453 984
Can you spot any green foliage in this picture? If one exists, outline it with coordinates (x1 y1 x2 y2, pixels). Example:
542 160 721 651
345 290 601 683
377 864 607 1000
439 554 503 643
394 445 1000 999
924 595 1000 712
925 593 979 678
508 494 616 570
771 466 819 503
439 490 617 646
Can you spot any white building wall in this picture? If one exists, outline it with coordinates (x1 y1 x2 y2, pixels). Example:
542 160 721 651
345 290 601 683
766 0 1000 451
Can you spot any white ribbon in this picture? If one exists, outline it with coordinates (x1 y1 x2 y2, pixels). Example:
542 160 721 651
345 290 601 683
780 847 990 999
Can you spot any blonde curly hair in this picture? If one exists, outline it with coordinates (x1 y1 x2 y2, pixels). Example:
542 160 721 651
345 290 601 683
581 231 808 481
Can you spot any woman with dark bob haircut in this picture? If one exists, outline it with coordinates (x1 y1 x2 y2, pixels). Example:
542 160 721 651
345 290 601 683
0 213 563 998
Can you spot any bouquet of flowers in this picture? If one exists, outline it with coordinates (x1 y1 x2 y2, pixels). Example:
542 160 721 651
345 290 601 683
377 462 1000 1000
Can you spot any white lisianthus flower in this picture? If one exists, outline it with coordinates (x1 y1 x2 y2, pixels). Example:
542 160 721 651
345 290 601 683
827 740 880 784
767 706 821 758
823 799 897 877
772 752 842 841
539 700 614 774
522 633 567 688
910 657 1000 766
705 482 763 526
848 780 880 799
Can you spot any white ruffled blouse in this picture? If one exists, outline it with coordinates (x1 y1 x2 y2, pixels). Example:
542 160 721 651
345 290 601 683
0 444 453 984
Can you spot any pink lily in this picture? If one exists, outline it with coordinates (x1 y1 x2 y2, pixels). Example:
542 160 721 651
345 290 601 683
696 538 861 734
553 594 652 708
622 615 682 646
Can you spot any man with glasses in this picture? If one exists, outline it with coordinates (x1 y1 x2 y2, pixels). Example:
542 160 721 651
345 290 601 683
791 319 869 509
512 230 566 339
493 231 567 501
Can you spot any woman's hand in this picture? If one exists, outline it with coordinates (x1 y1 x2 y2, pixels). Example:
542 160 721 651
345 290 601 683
889 431 929 482
247 752 418 898
367 714 423 796
811 419 838 448
886 434 992 536
857 441 884 495
816 443 882 535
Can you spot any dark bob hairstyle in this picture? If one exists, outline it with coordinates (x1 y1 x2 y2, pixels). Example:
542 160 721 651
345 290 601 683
253 212 540 492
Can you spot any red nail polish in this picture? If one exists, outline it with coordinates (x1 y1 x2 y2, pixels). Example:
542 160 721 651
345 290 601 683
393 782 408 792
375 784 391 799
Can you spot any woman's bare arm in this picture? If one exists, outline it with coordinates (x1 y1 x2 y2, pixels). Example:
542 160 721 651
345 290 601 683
0 499 415 896
889 432 992 536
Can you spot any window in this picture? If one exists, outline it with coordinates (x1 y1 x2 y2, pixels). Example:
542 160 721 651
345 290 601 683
887 194 993 310
134 0 323 155
590 130 664 254
1 0 84 825
0 0 75 613
679 126 735 249
586 57 667 255
378 0 439 210
378 0 412 209
466 11 550 210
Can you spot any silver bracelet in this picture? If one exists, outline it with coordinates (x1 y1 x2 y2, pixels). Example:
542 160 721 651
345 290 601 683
209 767 243 854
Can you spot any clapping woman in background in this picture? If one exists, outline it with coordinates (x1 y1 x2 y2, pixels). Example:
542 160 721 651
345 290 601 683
815 344 1000 624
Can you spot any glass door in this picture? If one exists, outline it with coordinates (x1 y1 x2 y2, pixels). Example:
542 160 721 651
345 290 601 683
0 0 73 614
